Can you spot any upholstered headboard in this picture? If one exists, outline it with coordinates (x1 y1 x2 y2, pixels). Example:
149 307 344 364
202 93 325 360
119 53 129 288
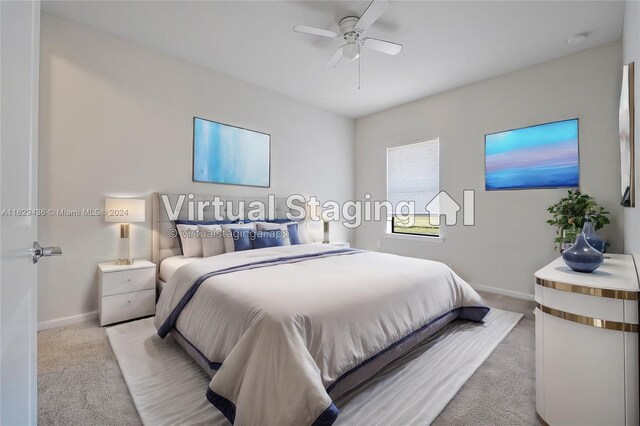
151 192 302 271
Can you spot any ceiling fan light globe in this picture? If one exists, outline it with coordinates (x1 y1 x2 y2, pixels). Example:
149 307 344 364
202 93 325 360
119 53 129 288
343 43 360 61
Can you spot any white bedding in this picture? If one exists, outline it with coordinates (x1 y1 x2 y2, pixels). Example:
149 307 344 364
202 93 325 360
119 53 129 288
154 244 488 426
158 256 200 283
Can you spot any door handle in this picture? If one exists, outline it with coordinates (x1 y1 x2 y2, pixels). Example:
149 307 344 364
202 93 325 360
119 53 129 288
31 241 62 264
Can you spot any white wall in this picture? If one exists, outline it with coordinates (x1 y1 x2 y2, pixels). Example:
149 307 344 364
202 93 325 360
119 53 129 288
38 14 355 325
355 42 623 298
623 1 640 258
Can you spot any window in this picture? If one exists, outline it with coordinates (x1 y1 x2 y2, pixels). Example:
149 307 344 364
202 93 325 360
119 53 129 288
387 139 440 237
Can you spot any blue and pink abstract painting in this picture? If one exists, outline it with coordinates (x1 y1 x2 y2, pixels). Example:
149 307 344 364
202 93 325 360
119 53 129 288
193 117 270 187
485 119 579 190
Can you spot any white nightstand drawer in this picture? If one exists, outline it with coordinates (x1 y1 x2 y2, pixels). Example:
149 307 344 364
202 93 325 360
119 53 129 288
101 267 155 296
101 289 155 326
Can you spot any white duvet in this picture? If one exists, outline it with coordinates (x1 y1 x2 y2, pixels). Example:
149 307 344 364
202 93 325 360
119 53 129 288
154 244 488 426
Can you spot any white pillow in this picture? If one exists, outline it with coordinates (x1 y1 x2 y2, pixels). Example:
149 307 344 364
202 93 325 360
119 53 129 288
299 223 310 244
198 224 225 258
256 222 292 245
221 223 256 253
176 224 202 257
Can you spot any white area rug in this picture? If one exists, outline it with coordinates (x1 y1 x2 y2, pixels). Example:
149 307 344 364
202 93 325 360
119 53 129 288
107 309 522 425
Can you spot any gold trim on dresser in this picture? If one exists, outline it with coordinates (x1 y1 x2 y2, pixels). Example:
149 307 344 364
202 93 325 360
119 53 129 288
537 303 639 332
535 277 639 300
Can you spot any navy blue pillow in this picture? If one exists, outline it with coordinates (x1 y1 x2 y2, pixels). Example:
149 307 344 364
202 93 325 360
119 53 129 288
251 230 285 249
230 228 253 252
287 223 301 245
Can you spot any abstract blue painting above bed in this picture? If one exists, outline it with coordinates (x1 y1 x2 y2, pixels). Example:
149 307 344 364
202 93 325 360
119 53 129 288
485 118 579 190
193 117 270 188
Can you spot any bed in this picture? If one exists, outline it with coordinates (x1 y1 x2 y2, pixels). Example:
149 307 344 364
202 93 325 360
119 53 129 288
151 193 489 426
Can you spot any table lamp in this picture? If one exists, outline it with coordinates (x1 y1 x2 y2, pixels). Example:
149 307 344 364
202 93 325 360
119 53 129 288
105 198 145 265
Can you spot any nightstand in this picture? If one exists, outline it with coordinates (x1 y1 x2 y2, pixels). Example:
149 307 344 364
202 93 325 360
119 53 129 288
534 254 639 425
329 241 350 248
98 259 156 326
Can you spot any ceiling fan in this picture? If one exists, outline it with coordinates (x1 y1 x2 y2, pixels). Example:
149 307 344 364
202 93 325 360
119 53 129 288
293 0 402 69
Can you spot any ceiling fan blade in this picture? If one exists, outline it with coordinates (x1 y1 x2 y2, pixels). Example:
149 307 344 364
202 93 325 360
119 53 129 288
355 0 390 33
325 46 344 68
293 25 340 38
361 37 402 55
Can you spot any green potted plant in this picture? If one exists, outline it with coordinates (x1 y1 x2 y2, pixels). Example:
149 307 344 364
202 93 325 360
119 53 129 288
547 189 610 251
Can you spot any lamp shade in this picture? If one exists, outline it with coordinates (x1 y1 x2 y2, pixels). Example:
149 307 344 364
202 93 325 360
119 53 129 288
105 198 145 223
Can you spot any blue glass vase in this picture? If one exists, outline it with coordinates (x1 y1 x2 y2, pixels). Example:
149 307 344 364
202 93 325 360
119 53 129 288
582 220 606 253
562 232 604 273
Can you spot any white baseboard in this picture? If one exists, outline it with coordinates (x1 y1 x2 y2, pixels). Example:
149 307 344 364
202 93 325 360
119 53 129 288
469 283 535 302
37 311 98 331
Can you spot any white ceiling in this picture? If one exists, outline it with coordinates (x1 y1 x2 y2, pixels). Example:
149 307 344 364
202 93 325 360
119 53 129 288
42 1 624 118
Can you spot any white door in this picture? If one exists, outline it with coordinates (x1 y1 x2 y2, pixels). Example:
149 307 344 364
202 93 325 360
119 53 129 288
1 1 41 424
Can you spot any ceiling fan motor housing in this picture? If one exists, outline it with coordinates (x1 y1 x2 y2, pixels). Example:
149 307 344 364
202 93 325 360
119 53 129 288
339 16 360 42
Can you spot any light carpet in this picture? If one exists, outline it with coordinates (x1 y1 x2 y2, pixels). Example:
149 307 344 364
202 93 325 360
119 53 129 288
107 308 522 425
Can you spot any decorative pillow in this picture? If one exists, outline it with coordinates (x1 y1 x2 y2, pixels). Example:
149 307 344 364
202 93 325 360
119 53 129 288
175 224 202 257
257 222 302 245
174 219 234 257
230 228 253 252
221 223 256 253
198 224 225 257
257 222 290 245
286 223 301 245
251 230 285 249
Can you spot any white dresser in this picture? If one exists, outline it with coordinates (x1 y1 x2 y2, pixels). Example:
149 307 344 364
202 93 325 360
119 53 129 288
98 259 156 326
535 254 639 426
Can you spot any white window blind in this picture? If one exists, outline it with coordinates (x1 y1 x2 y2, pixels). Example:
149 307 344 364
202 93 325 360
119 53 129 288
387 139 439 214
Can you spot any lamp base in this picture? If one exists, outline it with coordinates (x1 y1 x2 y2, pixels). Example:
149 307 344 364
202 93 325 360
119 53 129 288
117 224 132 266
323 220 330 244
